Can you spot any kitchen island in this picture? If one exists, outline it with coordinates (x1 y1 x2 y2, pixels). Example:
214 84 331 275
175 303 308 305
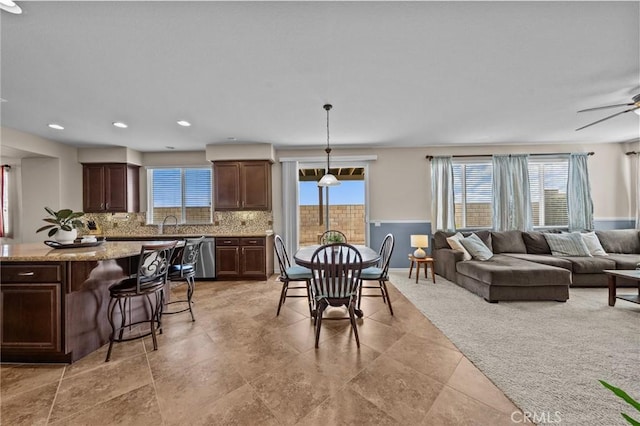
0 241 175 363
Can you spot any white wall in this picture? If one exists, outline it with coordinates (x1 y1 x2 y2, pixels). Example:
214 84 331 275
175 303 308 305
1 127 82 243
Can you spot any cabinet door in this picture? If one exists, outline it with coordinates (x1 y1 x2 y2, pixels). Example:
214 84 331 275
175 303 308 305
104 164 128 212
215 246 240 278
1 283 62 353
240 246 266 278
83 164 106 212
241 161 271 210
214 162 241 210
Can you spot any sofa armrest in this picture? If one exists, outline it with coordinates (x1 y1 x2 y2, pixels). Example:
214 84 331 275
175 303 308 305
433 248 464 282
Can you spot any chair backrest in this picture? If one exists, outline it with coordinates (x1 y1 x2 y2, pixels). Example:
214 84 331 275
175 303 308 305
274 234 292 278
136 241 177 292
176 236 205 276
377 233 395 277
320 230 347 245
310 243 362 299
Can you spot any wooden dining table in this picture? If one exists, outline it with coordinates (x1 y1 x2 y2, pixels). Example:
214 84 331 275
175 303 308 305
293 244 380 318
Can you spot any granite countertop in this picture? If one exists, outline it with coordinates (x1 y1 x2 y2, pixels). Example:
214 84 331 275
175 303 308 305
104 231 274 239
0 241 179 262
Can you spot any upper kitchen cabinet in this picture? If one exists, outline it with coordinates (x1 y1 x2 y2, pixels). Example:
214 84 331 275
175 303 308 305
213 160 272 211
82 163 140 213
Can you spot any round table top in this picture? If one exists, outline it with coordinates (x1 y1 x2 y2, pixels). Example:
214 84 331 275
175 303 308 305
294 244 380 269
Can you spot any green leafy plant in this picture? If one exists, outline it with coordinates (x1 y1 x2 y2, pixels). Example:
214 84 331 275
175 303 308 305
600 380 640 426
326 233 344 243
36 207 84 237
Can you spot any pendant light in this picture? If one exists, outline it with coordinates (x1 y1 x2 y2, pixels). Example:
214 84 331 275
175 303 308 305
318 104 341 187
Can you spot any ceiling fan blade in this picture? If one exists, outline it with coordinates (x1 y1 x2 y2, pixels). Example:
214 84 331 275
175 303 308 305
575 106 640 131
577 103 634 113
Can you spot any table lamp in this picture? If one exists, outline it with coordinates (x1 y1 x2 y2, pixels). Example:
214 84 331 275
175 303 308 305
411 235 429 258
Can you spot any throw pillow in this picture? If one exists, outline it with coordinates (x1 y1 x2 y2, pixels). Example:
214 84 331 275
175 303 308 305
446 232 472 261
460 233 494 261
543 232 592 257
581 232 608 256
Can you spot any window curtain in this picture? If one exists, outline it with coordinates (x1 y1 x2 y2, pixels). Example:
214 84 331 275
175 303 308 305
0 165 5 238
492 154 532 231
281 161 299 265
567 153 594 231
636 153 640 230
430 156 455 231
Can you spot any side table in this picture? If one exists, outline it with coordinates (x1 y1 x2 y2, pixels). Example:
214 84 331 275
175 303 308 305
408 255 436 284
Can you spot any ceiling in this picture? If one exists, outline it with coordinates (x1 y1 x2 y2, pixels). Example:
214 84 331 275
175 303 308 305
1 1 639 153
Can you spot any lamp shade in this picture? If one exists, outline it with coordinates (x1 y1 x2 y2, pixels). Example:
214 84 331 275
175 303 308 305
410 235 429 248
318 173 341 187
410 234 429 258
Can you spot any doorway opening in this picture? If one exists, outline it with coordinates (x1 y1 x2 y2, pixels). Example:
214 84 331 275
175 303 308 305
298 165 366 246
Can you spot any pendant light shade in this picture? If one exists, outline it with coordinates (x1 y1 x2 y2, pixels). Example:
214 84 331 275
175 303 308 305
318 104 341 187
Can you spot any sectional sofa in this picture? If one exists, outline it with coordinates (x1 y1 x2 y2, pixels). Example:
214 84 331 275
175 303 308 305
432 229 640 302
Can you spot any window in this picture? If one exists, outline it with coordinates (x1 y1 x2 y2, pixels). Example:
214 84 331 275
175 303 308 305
147 167 212 224
453 162 493 229
528 160 568 227
452 157 569 229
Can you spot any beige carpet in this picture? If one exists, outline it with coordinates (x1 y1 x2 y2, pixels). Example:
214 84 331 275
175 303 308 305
388 269 640 426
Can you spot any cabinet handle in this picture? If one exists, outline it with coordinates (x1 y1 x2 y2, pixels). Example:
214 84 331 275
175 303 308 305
224 240 232 244
105 202 109 209
101 203 104 209
242 200 245 208
248 240 257 244
17 272 35 276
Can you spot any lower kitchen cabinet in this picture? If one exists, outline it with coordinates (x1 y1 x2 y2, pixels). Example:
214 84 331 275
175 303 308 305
216 235 273 280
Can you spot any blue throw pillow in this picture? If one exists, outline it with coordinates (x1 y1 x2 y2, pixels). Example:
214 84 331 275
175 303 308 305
543 232 592 257
460 233 493 261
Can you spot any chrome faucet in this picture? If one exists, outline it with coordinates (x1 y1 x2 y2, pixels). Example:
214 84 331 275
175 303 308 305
159 215 178 235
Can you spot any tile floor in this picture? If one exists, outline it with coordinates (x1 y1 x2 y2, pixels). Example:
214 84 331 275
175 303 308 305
1 276 523 425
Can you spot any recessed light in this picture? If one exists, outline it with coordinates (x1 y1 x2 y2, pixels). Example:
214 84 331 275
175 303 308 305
177 120 191 127
227 137 236 141
48 123 64 130
0 98 7 103
112 122 128 128
0 0 22 14
165 146 175 150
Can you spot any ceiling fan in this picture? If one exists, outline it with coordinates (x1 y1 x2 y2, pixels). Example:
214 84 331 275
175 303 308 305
576 94 640 131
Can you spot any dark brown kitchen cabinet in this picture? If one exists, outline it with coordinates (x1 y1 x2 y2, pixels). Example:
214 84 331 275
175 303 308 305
82 163 140 213
213 161 272 211
1 264 64 360
215 235 274 280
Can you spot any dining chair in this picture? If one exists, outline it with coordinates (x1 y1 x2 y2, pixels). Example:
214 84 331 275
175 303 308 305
164 236 205 321
358 233 395 315
274 235 314 316
310 243 363 347
319 229 347 244
105 241 177 362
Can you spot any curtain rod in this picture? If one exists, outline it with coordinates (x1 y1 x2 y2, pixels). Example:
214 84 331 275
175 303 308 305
1 164 11 170
626 151 638 156
425 152 594 161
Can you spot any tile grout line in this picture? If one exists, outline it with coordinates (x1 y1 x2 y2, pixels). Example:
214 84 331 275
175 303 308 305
143 338 168 425
44 364 67 425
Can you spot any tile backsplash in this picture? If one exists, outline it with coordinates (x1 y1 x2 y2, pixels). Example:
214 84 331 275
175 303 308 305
84 211 273 236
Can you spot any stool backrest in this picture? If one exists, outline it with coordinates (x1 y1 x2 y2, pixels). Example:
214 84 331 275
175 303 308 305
137 241 177 293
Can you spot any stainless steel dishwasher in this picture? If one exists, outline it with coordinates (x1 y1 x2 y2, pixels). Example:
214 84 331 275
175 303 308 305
195 237 216 279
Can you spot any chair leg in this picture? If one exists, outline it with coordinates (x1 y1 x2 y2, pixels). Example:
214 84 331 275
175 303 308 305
314 302 326 348
276 281 288 316
186 276 196 322
379 281 388 304
381 281 394 315
305 279 314 317
118 298 126 340
348 301 360 347
105 297 118 362
357 279 363 310
146 293 158 352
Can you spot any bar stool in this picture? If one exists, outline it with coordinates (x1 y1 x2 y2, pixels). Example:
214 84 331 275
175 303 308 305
105 241 177 362
164 236 205 321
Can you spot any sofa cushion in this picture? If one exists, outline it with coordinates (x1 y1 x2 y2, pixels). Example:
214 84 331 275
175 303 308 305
461 233 493 260
502 253 574 271
455 254 570 287
522 232 552 254
433 231 455 250
491 230 527 254
562 256 616 274
544 232 591 257
595 229 640 254
446 233 472 260
602 253 640 270
581 232 607 256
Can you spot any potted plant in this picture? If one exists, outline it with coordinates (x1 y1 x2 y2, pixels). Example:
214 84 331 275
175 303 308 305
36 207 84 244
